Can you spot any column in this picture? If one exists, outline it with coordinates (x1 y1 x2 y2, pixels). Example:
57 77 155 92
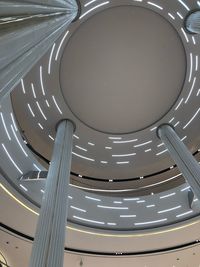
157 124 200 199
185 11 200 34
0 0 78 102
29 120 75 267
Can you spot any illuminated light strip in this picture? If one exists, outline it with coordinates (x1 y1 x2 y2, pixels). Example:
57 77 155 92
55 31 69 61
147 1 163 10
169 117 175 123
85 196 101 201
48 135 54 141
113 139 138 144
189 53 193 82
120 215 136 218
31 83 36 99
177 11 183 19
176 210 193 218
112 153 136 157
181 28 189 43
137 200 145 203
1 183 200 238
160 192 176 199
168 13 175 20
11 125 28 157
192 36 196 45
178 0 190 11
109 136 122 140
183 107 200 129
84 0 98 7
175 98 184 110
158 205 182 214
100 161 108 164
146 205 155 208
97 205 128 210
80 2 110 19
27 103 35 117
181 186 190 191
157 143 164 147
73 215 105 225
39 66 45 96
72 152 95 161
123 198 140 201
68 196 73 199
134 140 152 147
156 149 168 156
70 206 86 212
52 95 63 114
195 55 199 71
2 143 23 174
33 163 42 172
197 89 200 96
21 79 26 94
45 99 50 107
48 43 56 74
36 101 47 120
174 121 180 127
73 134 79 139
181 135 187 141
88 142 95 146
41 189 44 193
19 184 28 192
0 112 11 140
107 222 116 226
135 218 167 226
145 149 151 152
105 146 112 149
75 145 87 152
10 113 18 131
114 201 122 204
185 77 196 104
116 161 129 164
150 127 157 131
38 123 44 130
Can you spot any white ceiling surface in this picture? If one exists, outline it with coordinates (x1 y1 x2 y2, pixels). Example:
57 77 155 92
11 0 200 180
1 230 200 267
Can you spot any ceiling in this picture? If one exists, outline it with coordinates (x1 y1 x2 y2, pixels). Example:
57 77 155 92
0 0 200 264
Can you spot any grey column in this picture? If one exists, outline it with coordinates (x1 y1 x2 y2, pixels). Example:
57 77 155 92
157 124 200 199
0 0 78 102
29 120 75 267
185 11 200 34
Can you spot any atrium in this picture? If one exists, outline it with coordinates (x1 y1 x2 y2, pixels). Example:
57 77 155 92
0 0 200 266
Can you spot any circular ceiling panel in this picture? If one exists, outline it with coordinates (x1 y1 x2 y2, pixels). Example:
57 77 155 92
60 5 186 134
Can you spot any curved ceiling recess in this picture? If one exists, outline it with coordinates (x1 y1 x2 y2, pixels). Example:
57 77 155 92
11 0 200 181
0 0 198 233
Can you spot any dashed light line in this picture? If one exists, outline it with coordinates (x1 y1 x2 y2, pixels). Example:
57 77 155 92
55 31 69 61
36 101 47 120
85 196 101 201
147 1 163 10
73 216 105 225
80 2 110 19
33 163 42 172
21 79 26 94
19 184 28 192
158 205 181 214
134 141 152 147
175 98 184 110
10 113 18 131
1 112 11 140
11 125 28 157
97 205 128 210
2 143 23 174
72 152 95 162
185 77 196 104
120 215 136 218
113 139 138 144
48 43 56 75
183 107 200 129
160 192 176 199
27 103 35 117
112 153 136 157
177 11 183 19
168 13 175 20
70 206 86 212
176 210 193 218
75 145 87 152
116 161 130 165
38 123 44 130
39 66 45 96
52 95 63 114
135 218 167 226
178 0 190 11
156 149 168 156
181 28 189 43
84 0 98 7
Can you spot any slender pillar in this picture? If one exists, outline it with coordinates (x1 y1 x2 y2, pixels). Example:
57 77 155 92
157 124 200 199
29 120 75 267
0 0 78 102
185 11 200 34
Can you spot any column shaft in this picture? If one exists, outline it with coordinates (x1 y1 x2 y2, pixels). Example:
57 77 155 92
0 0 78 102
186 11 200 34
29 120 74 267
158 124 200 199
